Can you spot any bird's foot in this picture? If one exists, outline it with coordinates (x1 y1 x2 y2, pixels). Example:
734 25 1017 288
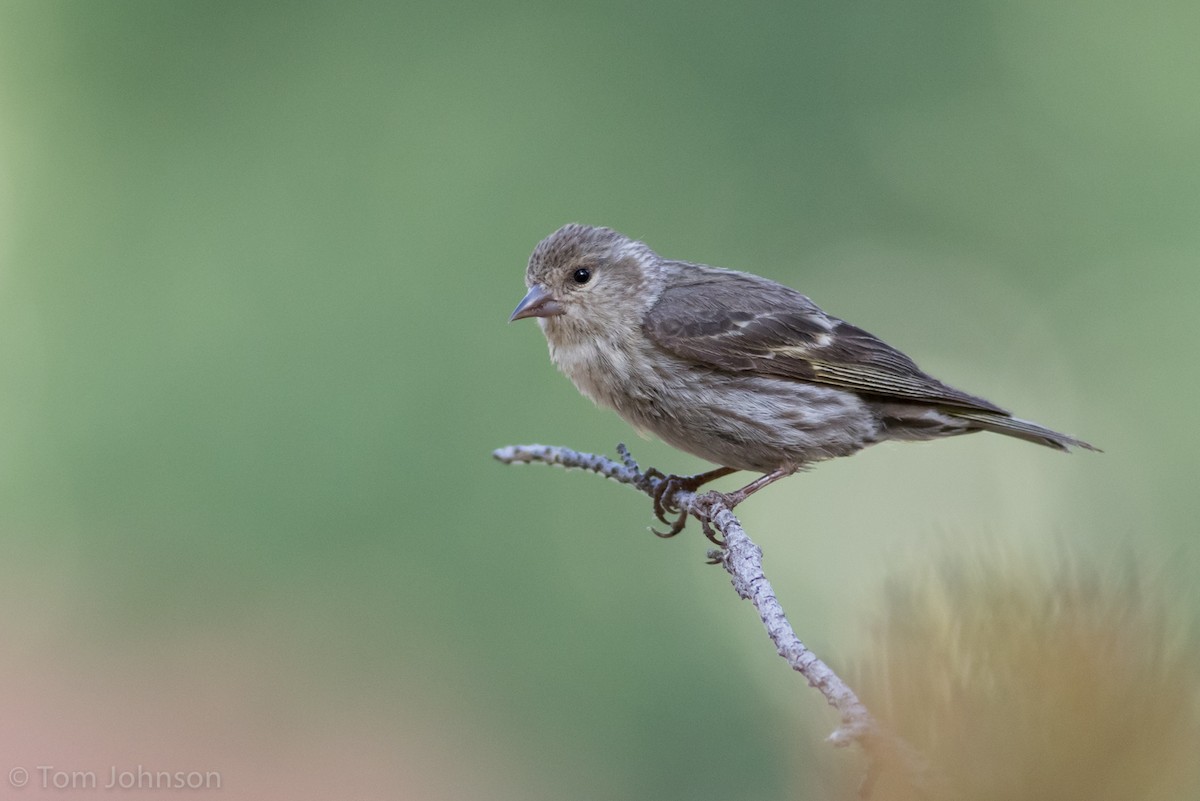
694 491 735 547
643 467 737 538
692 468 796 546
644 468 690 538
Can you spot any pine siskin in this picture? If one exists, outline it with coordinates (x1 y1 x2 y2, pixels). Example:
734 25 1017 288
510 224 1095 532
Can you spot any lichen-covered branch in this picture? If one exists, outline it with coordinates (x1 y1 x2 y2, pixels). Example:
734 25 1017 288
493 442 932 797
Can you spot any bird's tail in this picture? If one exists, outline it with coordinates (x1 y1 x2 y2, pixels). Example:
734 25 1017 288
949 410 1100 453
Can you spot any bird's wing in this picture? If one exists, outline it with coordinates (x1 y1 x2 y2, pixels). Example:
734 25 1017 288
643 264 1007 414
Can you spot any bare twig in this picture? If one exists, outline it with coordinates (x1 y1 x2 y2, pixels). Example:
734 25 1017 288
493 442 933 797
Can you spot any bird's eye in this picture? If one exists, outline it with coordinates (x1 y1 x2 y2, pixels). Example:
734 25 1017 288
572 268 592 285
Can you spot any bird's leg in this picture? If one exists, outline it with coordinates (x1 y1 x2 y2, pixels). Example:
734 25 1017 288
721 468 794 506
697 468 795 546
644 466 738 538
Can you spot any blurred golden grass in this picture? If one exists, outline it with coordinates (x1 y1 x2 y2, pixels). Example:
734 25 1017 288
851 546 1200 801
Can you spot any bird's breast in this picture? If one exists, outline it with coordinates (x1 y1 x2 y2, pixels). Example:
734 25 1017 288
546 327 669 414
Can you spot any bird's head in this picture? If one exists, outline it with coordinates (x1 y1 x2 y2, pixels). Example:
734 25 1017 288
510 224 665 340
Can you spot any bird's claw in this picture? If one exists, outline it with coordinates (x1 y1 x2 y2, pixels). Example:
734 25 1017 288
650 518 689 539
638 461 740 542
700 515 726 547
645 468 690 537
695 491 730 546
648 470 736 539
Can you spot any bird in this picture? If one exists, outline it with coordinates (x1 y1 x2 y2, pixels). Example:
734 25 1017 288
509 223 1096 539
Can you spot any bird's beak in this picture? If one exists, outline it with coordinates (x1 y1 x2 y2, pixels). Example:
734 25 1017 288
509 284 564 321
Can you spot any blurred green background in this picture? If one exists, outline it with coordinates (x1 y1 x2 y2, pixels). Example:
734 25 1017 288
0 1 1196 799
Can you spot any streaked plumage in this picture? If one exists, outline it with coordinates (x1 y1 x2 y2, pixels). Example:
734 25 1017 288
510 224 1095 516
